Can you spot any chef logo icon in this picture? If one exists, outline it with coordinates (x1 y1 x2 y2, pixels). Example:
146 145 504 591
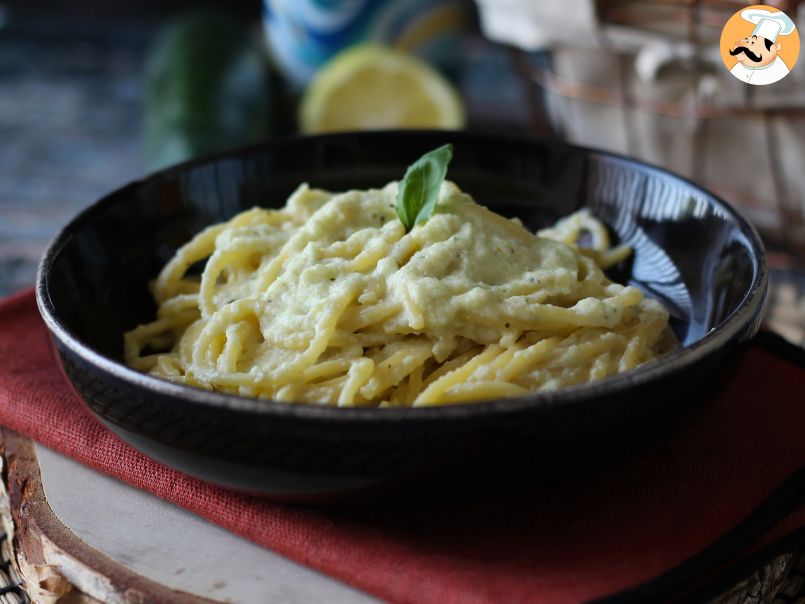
720 5 799 85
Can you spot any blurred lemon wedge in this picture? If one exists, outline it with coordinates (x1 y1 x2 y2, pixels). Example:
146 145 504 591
299 45 465 133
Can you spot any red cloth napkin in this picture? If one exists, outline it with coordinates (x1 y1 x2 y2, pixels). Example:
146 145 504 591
1 288 805 603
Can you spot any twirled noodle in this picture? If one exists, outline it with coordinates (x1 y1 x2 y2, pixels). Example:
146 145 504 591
124 181 676 407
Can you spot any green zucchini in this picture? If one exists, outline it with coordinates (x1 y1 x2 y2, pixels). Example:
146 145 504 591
144 12 274 171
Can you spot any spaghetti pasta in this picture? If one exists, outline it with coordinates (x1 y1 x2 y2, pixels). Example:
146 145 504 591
124 181 675 407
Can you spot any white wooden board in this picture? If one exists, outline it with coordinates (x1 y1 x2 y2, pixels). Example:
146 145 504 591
35 444 378 604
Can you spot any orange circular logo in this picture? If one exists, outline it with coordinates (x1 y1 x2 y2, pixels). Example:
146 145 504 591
720 4 799 85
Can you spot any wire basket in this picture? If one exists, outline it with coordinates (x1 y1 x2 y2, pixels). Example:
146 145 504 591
484 0 805 262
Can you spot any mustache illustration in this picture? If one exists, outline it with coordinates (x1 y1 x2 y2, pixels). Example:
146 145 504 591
730 46 763 62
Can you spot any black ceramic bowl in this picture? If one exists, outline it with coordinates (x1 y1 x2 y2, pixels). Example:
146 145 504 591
37 131 767 502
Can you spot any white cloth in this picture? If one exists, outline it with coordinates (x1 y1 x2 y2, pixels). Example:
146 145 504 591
475 0 598 50
730 56 790 85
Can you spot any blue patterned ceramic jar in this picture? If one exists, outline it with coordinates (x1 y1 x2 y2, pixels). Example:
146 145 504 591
263 0 469 87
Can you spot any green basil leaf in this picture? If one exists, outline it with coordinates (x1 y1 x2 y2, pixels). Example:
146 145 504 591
395 143 453 232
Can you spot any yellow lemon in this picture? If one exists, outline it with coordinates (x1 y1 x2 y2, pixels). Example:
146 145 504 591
299 45 465 133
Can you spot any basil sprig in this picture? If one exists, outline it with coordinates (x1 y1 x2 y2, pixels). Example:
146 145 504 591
395 143 453 232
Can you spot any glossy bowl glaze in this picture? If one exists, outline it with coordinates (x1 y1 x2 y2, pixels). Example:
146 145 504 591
37 131 767 502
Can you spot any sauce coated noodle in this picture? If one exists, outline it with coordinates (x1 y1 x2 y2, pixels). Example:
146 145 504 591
124 182 675 406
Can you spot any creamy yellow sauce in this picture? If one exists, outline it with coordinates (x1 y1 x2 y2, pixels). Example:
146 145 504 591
124 182 673 406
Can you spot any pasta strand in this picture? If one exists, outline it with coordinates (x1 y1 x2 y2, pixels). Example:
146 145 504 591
125 181 674 406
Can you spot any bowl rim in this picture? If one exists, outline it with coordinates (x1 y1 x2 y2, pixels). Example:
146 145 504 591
35 129 769 425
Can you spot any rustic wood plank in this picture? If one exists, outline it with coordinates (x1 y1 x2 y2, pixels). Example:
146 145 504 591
2 428 217 604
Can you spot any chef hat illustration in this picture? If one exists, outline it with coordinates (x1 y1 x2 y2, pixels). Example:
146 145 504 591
741 8 796 42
